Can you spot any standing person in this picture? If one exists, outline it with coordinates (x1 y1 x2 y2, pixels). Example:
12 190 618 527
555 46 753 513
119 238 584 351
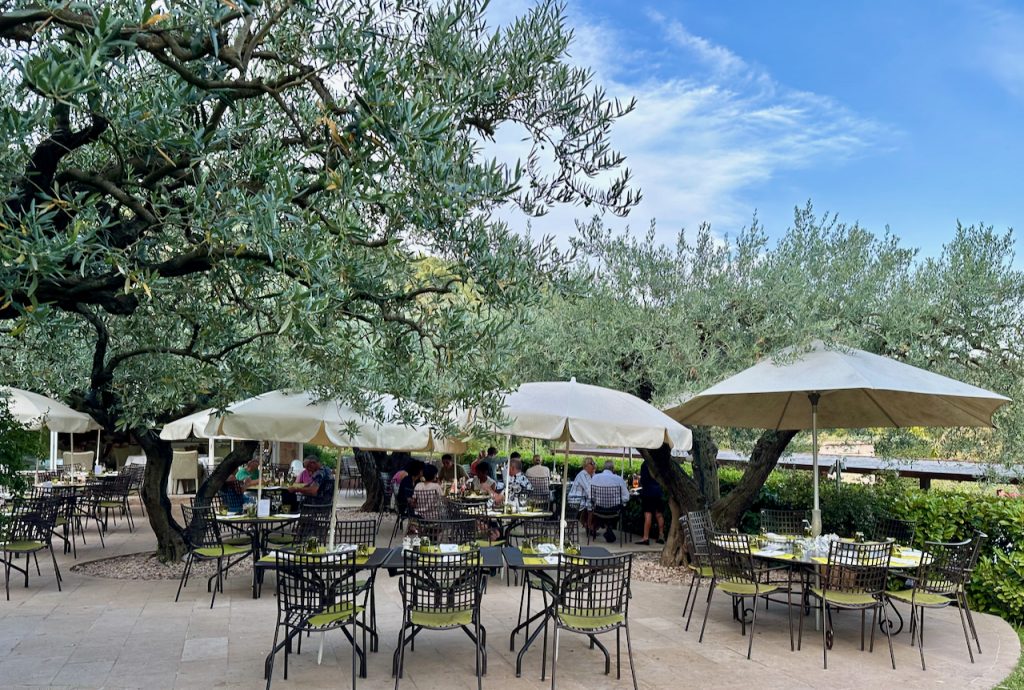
437 453 468 486
590 459 630 543
568 457 597 535
637 458 665 545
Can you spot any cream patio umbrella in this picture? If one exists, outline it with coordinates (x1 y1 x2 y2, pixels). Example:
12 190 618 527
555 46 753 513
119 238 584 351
666 340 1011 536
205 390 469 547
470 378 693 550
1 386 101 472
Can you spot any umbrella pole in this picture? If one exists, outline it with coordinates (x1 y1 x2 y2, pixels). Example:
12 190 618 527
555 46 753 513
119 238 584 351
257 441 263 506
328 450 341 550
809 392 822 537
559 439 569 552
96 429 102 470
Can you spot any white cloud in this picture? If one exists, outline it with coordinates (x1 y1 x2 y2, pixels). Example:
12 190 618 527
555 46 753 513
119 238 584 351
967 1 1024 100
484 3 896 245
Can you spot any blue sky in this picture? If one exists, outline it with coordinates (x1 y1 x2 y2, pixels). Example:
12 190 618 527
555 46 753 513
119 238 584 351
489 1 1024 261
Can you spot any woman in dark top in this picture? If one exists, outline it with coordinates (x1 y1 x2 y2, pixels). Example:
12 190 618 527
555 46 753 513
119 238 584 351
638 459 665 545
396 460 424 516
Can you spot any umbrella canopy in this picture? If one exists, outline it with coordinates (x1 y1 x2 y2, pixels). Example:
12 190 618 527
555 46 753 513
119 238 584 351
204 389 463 452
667 340 1011 535
666 341 1010 429
471 378 692 550
160 408 234 440
1 386 100 433
481 378 692 449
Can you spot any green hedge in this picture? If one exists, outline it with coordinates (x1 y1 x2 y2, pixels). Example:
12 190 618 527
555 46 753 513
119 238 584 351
724 467 1024 624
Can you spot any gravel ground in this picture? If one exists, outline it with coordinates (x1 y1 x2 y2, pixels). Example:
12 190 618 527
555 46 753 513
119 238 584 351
72 551 251 580
631 553 690 585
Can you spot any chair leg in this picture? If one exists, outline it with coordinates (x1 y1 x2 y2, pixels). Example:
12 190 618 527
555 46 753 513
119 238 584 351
960 592 982 654
957 601 975 664
682 574 696 618
747 596 758 659
550 625 560 690
175 554 193 602
916 607 927 671
698 582 716 643
624 623 638 690
821 601 828 669
880 602 896 670
685 576 705 631
49 546 61 591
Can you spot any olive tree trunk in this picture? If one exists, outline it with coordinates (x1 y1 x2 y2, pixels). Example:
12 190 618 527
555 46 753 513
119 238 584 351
135 429 188 563
710 429 797 527
196 441 258 505
354 449 387 512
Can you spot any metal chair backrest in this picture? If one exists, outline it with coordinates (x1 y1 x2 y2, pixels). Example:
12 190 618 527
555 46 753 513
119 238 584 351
332 518 377 547
685 510 714 563
275 551 357 623
759 509 810 536
707 531 758 586
7 496 58 543
554 553 632 621
416 518 477 545
916 539 973 596
180 505 223 550
400 549 483 623
412 490 448 520
591 485 624 513
522 518 579 545
293 504 333 544
873 516 916 545
446 499 486 518
822 540 891 597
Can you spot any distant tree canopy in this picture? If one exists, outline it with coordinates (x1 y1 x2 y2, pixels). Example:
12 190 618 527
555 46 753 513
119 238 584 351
512 207 1024 563
0 0 638 559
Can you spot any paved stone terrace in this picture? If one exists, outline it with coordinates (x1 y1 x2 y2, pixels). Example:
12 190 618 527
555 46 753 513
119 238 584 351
0 495 1018 689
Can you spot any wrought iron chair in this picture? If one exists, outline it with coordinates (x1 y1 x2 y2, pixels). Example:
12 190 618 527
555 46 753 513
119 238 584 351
415 517 478 546
589 485 627 546
872 516 916 545
758 509 810 536
175 505 252 608
264 550 365 689
513 520 580 649
699 531 793 659
680 511 715 630
93 475 135 533
1 496 62 599
549 553 637 690
885 537 977 670
393 549 487 690
799 540 895 669
48 485 81 558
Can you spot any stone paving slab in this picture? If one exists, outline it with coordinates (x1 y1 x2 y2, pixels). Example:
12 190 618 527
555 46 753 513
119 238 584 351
0 495 1017 689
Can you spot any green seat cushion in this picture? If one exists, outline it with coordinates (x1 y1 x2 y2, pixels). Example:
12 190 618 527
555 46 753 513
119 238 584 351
810 588 878 607
475 539 504 547
266 534 295 545
558 609 625 631
54 517 67 526
688 564 714 578
98 501 121 509
223 536 251 546
1 540 45 553
886 589 952 607
410 609 474 628
195 544 250 558
308 603 363 628
718 581 782 597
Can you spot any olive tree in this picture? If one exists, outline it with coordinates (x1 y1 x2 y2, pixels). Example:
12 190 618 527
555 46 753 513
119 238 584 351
516 207 1024 564
0 0 638 559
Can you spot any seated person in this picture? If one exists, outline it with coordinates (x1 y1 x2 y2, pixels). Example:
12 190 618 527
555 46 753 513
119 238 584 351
470 461 499 497
568 457 597 534
437 453 468 485
219 475 246 513
396 460 424 516
286 457 335 505
412 464 445 519
235 457 261 488
590 460 631 543
525 454 551 481
498 458 533 507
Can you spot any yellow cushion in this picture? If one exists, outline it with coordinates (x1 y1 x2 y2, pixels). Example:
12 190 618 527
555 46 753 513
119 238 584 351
411 609 474 628
558 609 625 631
195 544 250 558
1 540 45 553
886 589 952 607
307 603 362 628
810 588 878 607
98 501 121 509
718 581 782 597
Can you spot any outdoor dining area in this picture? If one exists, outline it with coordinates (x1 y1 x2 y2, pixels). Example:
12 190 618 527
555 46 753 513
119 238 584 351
0 343 1020 689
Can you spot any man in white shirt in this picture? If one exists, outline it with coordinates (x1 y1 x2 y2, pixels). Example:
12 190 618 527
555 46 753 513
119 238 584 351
590 460 631 543
568 457 597 535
